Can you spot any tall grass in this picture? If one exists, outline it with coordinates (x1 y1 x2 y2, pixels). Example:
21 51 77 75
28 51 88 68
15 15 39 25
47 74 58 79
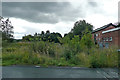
2 41 118 68
89 47 118 68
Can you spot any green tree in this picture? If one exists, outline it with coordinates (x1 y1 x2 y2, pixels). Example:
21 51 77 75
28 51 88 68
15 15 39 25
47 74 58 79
70 35 81 53
58 35 70 44
64 33 67 37
0 17 14 42
71 20 93 36
41 31 45 35
22 34 33 41
46 30 50 34
47 32 62 43
80 29 94 49
34 33 38 36
66 33 74 40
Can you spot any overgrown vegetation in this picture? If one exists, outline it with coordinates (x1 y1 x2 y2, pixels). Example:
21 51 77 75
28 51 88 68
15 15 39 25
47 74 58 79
1 18 119 68
2 37 118 68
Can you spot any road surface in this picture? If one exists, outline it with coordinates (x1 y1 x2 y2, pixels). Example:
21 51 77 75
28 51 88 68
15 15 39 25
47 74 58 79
0 66 119 79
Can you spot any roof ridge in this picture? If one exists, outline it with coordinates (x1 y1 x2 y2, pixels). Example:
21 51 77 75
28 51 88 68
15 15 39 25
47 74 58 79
92 23 116 33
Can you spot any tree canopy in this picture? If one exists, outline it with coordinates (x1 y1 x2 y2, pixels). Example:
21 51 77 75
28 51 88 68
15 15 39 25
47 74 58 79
22 31 62 43
0 17 14 42
70 20 93 36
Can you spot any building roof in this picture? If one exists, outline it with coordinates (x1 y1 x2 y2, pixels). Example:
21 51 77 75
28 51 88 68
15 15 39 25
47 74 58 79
92 23 117 33
102 27 120 34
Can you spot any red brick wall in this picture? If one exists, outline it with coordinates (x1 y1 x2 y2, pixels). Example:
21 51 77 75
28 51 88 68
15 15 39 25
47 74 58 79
92 25 119 47
102 29 120 47
104 26 115 31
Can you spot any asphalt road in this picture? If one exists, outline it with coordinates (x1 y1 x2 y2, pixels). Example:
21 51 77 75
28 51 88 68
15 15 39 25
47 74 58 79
0 66 119 79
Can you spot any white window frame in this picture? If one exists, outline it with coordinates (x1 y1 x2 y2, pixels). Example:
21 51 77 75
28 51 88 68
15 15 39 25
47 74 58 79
109 37 112 41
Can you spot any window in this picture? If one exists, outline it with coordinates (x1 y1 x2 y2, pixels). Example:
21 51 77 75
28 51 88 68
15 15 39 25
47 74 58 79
96 34 98 36
109 37 112 41
106 37 108 41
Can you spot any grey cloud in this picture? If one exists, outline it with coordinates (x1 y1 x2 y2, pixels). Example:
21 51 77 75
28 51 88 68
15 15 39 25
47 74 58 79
2 1 101 24
2 2 82 23
85 1 103 14
88 2 98 7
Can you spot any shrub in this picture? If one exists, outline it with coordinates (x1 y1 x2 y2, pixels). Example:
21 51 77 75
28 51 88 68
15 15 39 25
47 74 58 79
80 29 94 50
63 48 73 60
76 52 90 67
89 48 118 68
48 47 55 57
31 41 46 54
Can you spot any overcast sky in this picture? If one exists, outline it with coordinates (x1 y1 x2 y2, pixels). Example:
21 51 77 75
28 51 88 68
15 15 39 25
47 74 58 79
2 0 119 39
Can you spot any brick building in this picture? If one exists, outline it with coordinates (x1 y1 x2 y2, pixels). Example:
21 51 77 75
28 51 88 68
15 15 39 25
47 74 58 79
92 23 120 48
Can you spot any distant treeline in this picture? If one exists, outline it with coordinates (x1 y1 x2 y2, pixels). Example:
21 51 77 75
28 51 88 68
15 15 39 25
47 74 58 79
22 31 62 43
21 20 93 44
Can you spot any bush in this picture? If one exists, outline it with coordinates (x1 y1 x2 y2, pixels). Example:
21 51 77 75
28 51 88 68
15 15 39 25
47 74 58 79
75 52 90 67
48 47 55 57
80 30 94 50
31 41 46 54
89 48 118 68
63 48 74 60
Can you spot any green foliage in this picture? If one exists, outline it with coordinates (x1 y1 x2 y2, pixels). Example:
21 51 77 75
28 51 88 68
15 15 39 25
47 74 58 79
0 18 14 42
80 29 94 50
63 49 73 60
47 44 55 57
58 35 70 44
76 52 90 67
59 35 81 61
30 41 55 57
22 35 33 41
89 47 118 68
70 35 81 53
22 31 62 43
31 41 46 54
71 20 93 36
2 41 118 68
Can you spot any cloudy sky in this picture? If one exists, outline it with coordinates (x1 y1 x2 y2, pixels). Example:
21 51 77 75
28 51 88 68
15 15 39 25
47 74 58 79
2 0 119 39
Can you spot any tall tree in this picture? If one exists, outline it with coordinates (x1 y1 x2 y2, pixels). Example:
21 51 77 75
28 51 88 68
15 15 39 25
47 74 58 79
22 34 33 41
41 31 45 35
46 30 50 34
80 29 94 49
71 20 93 36
0 17 14 42
34 33 38 36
